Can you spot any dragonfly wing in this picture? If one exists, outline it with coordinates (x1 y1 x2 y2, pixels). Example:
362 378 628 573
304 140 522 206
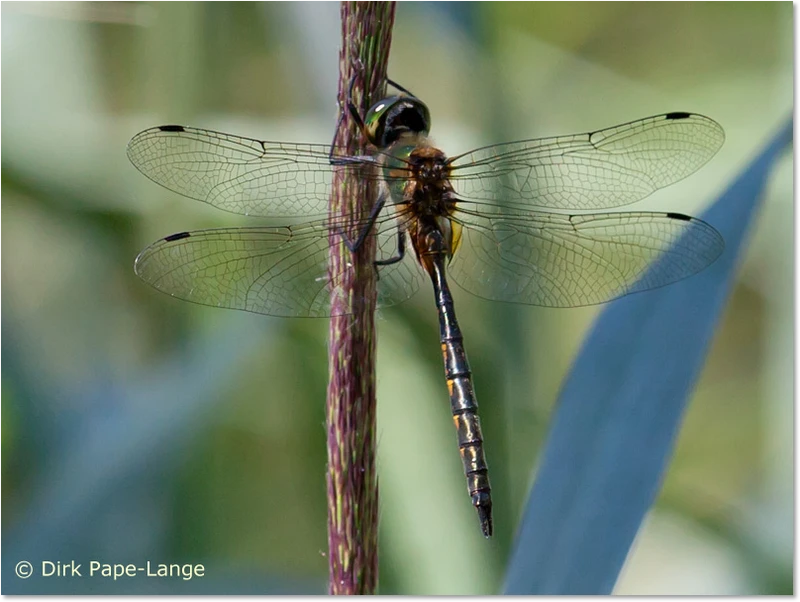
127 126 375 219
134 217 422 318
449 209 724 308
449 113 724 212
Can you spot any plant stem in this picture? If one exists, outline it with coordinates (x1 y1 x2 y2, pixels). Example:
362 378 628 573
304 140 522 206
326 1 396 595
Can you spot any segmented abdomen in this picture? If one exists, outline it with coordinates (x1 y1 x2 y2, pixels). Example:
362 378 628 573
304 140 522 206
443 338 493 537
430 258 493 537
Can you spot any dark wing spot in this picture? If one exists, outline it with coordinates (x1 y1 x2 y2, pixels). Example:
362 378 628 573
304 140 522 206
666 212 692 221
164 231 191 242
665 112 692 120
158 125 186 132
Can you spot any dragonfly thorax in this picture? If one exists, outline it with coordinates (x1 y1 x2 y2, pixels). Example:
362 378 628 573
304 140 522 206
408 146 449 185
402 145 462 266
393 144 457 219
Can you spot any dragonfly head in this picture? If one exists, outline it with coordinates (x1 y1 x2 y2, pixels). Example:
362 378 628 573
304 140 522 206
364 96 431 149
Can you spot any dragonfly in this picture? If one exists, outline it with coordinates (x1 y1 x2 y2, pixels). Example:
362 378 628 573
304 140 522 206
128 80 725 538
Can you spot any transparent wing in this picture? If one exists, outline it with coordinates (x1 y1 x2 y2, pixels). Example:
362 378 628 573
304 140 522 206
448 113 724 212
448 209 724 308
134 214 424 318
127 125 387 219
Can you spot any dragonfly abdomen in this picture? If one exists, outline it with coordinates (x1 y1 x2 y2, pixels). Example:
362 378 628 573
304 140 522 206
425 237 493 538
445 346 493 538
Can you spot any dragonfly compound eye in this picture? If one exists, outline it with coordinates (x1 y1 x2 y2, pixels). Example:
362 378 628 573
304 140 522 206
364 96 431 148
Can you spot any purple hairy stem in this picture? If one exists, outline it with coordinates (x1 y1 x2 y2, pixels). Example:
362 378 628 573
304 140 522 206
326 1 395 595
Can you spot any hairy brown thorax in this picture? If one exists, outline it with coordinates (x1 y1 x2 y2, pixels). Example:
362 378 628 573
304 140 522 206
390 142 462 271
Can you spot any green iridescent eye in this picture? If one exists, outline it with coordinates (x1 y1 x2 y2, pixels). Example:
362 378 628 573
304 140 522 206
363 96 431 148
363 98 395 144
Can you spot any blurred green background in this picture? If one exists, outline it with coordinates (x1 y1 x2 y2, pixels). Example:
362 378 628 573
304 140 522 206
2 2 792 595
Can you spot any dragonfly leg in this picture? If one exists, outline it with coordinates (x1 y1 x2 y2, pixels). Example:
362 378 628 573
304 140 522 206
335 191 387 254
371 229 405 282
329 109 346 160
328 109 378 166
332 69 372 147
375 229 405 266
329 72 380 165
386 77 416 98
346 72 370 138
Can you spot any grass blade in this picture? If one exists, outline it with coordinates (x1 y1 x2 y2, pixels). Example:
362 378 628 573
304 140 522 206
503 119 792 595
